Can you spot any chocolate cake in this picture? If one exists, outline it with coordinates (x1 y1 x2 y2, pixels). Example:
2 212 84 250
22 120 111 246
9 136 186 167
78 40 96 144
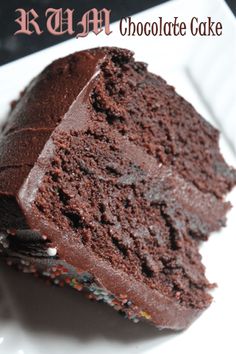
0 47 235 330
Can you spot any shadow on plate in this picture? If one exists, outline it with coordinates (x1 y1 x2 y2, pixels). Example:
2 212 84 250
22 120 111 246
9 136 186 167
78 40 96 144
0 260 177 346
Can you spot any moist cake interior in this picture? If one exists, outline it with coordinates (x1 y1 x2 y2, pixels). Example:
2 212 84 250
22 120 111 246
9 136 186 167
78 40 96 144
33 50 230 311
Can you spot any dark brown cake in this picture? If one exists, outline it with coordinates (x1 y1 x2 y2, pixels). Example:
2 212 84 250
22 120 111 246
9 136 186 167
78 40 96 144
0 47 235 330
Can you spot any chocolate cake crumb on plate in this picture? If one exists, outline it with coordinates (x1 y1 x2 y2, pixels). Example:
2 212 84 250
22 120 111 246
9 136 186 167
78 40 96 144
0 47 235 330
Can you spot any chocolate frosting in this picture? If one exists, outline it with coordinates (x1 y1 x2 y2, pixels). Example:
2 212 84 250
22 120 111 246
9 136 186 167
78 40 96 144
0 49 106 195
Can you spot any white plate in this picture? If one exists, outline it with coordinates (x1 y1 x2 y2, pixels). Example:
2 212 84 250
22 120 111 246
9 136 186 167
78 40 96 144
0 0 236 353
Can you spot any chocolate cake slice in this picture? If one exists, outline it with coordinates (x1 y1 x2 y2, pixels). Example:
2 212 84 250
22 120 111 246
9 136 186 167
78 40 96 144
0 47 235 330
